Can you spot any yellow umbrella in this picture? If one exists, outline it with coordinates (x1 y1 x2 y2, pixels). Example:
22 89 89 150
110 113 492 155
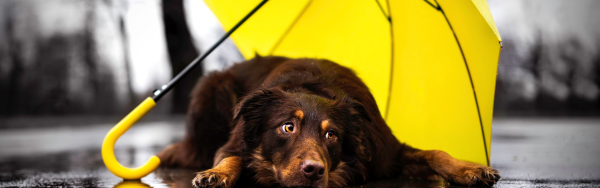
204 0 502 166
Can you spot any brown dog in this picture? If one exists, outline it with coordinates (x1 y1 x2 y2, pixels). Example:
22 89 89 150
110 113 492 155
157 56 500 188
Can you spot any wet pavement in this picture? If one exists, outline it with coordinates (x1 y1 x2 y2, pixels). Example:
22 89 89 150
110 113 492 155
0 117 599 187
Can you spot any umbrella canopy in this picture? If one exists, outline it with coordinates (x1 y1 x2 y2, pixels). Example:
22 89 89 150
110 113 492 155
204 0 501 166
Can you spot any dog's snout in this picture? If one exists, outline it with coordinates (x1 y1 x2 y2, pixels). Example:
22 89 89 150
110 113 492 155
301 160 325 181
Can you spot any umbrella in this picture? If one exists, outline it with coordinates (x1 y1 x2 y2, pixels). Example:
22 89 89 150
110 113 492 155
203 0 502 166
101 0 501 180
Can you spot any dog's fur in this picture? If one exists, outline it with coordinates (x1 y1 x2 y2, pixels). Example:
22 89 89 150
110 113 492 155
157 56 500 188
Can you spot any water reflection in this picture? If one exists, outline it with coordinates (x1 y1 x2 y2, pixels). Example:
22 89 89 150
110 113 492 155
114 180 152 188
154 168 196 188
152 167 447 188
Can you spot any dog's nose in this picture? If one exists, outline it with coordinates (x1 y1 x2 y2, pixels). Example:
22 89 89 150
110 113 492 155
302 160 325 181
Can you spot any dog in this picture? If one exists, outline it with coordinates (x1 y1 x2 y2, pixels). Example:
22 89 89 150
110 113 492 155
157 56 500 188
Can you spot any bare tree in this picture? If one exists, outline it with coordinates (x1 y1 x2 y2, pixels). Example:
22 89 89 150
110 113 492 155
162 0 202 114
1 5 23 116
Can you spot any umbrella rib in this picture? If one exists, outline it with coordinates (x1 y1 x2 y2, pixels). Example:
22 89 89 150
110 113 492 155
375 0 390 21
423 0 440 10
384 0 394 120
435 0 490 166
267 0 313 55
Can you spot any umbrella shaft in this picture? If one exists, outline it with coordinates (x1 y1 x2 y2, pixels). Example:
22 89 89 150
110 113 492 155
152 0 269 102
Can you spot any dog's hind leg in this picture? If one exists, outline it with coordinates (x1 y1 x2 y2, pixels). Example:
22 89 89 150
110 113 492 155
158 71 240 169
398 146 500 186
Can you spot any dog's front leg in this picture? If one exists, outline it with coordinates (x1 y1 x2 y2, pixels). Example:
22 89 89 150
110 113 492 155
192 155 242 188
403 149 500 186
192 126 244 188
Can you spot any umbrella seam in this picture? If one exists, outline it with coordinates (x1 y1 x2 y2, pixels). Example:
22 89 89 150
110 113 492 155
267 0 313 56
384 0 394 121
375 0 391 21
434 0 490 166
423 0 440 10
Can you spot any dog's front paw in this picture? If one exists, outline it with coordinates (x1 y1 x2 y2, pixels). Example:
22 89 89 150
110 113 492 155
192 169 235 188
192 156 242 188
446 164 501 186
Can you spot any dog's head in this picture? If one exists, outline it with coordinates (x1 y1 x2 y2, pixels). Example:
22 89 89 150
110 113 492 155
233 88 372 188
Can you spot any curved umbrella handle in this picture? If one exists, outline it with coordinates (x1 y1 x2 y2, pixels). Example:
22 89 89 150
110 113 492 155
102 97 161 180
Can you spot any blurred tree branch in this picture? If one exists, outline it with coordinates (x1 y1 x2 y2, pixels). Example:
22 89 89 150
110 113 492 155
162 0 202 114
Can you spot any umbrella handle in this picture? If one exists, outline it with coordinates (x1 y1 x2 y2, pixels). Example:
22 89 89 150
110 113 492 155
102 97 160 180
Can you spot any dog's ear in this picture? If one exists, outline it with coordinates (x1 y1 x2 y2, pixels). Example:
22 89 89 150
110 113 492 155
233 88 286 149
254 51 261 59
332 96 373 163
347 100 373 160
343 128 372 162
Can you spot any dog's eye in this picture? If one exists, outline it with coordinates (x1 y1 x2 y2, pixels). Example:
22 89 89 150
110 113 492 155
282 122 294 133
326 130 335 139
